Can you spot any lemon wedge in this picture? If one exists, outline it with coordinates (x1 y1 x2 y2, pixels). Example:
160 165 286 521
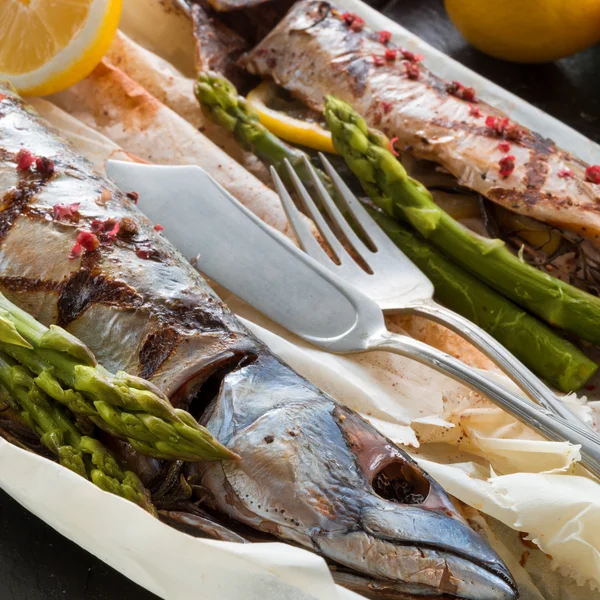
0 0 122 96
247 81 337 154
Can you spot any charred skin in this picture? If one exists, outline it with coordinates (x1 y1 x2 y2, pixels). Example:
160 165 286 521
242 0 600 245
0 86 516 599
180 0 295 52
190 3 251 92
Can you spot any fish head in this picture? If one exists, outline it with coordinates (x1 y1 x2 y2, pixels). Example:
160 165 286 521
315 405 517 600
192 357 518 600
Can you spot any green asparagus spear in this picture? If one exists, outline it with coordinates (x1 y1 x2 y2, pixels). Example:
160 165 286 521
369 210 597 391
0 294 237 463
195 71 336 200
0 352 155 513
325 96 600 347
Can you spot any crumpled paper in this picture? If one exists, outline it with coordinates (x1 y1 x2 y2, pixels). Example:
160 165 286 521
3 0 598 597
0 437 361 600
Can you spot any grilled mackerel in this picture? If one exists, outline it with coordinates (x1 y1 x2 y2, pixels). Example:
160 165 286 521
242 0 600 245
0 85 516 598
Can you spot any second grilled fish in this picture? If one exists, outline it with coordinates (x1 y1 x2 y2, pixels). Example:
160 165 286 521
242 0 600 245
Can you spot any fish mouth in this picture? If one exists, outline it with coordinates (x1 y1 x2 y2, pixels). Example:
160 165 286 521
313 507 519 600
332 565 515 600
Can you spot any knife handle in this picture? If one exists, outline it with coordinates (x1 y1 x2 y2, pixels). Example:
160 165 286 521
402 298 595 434
369 329 600 479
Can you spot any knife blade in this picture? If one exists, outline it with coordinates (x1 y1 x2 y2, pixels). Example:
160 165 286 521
106 160 383 350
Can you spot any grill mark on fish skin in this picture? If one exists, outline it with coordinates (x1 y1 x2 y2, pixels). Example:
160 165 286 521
428 118 556 154
488 144 558 211
139 326 181 379
345 58 370 98
300 16 371 100
190 3 250 91
0 276 62 294
152 297 231 335
522 150 550 205
58 253 229 336
57 268 143 326
0 179 50 242
487 188 600 228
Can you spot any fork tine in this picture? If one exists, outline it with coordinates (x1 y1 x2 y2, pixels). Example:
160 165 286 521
302 155 374 259
282 159 355 267
319 153 396 250
270 166 332 265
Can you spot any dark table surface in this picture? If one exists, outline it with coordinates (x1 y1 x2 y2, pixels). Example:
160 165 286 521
1 1 599 599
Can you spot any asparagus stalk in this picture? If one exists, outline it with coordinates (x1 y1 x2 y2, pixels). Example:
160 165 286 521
369 210 597 391
0 352 155 514
0 294 237 462
195 71 336 200
325 96 600 347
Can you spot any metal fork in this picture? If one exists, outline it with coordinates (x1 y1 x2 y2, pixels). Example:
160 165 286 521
271 154 598 437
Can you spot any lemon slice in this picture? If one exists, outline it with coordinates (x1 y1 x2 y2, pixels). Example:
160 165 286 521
0 0 122 96
247 81 337 155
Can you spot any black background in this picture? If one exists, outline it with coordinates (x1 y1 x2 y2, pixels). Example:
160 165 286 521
1 0 598 598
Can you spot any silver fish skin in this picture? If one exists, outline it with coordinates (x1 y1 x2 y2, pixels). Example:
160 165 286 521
242 0 600 245
0 84 516 599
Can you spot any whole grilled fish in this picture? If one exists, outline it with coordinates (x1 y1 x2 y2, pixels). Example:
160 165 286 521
0 85 516 599
241 0 600 245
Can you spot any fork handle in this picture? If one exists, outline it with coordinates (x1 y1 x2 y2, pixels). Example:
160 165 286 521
368 329 600 479
400 299 596 433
